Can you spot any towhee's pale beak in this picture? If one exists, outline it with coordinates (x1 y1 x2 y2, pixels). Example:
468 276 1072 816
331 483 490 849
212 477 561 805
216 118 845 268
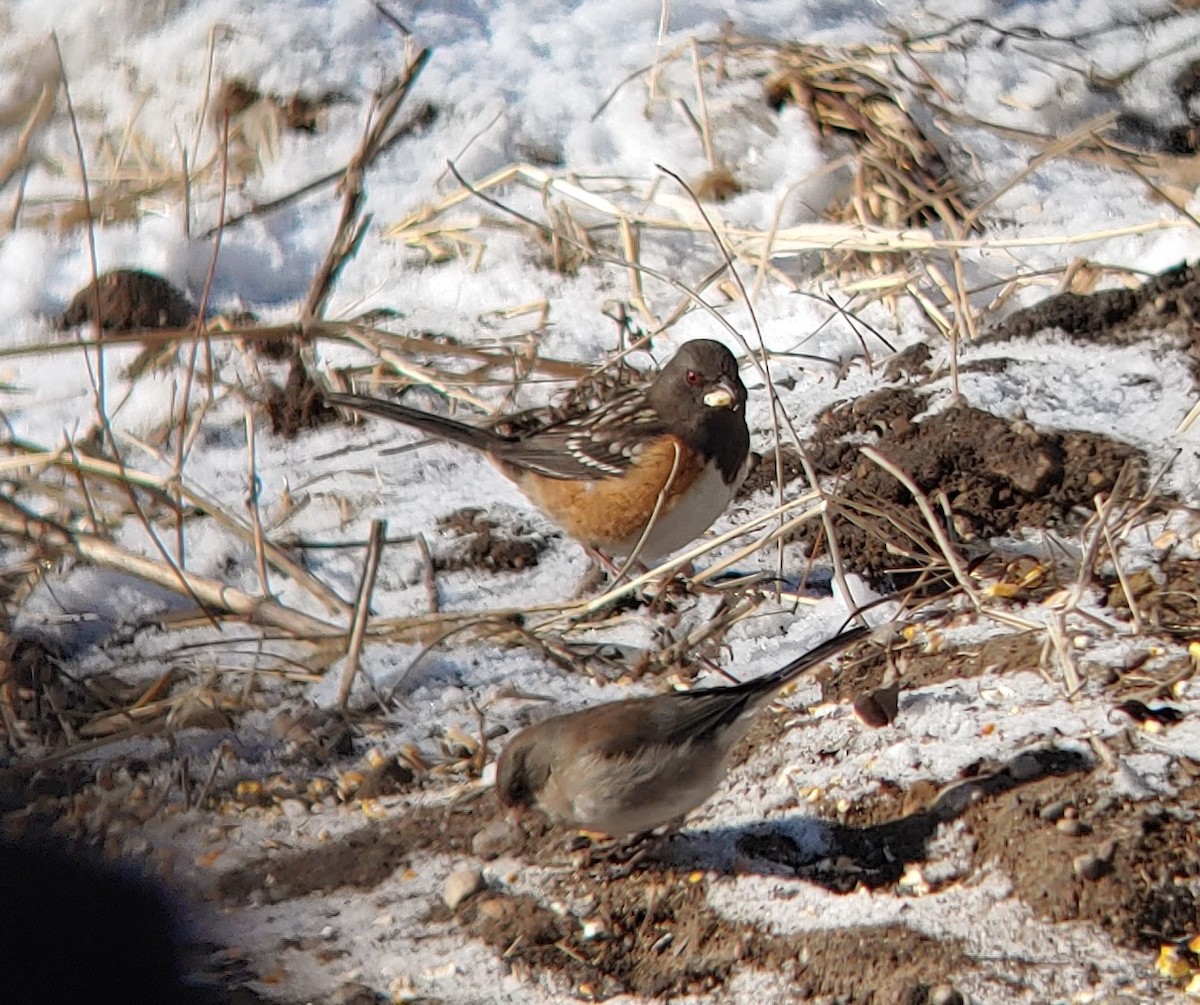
703 380 738 410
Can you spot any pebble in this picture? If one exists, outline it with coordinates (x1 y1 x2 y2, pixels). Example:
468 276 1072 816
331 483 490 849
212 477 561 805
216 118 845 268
443 867 485 910
474 895 507 921
1073 853 1108 881
1038 799 1069 822
122 837 151 857
1056 817 1089 837
279 798 309 819
1007 752 1041 780
928 985 964 1005
471 818 519 859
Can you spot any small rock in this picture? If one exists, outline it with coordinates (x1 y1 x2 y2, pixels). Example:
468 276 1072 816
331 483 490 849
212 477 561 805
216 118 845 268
474 895 507 921
852 682 901 728
279 798 309 819
443 867 485 910
1008 752 1042 780
1038 799 1069 822
928 985 964 1005
580 916 608 941
1073 853 1108 881
471 817 520 859
1056 817 1089 837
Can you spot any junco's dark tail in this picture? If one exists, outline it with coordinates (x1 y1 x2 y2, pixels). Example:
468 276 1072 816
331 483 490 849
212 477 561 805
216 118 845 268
325 392 502 454
747 623 871 695
664 623 873 745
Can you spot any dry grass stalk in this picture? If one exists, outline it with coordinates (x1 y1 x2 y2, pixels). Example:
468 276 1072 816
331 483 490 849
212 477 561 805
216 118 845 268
0 495 340 639
302 46 430 320
383 159 1183 314
761 43 976 322
338 519 387 710
5 439 350 618
0 50 59 192
859 446 981 607
50 34 229 631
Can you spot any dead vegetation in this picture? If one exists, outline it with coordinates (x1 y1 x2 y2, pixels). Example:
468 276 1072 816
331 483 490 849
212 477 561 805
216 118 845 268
0 9 1199 1003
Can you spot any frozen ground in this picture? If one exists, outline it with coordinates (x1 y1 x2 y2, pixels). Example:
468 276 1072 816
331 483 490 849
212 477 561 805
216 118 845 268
1 0 1200 1002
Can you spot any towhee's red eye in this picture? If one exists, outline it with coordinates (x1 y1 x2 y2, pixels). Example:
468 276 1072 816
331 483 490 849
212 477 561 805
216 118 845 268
685 369 701 386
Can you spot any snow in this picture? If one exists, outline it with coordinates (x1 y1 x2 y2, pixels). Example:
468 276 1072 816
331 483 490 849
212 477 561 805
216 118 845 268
2 0 1200 1002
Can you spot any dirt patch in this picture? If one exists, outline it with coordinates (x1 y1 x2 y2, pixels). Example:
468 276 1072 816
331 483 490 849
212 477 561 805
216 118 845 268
805 393 1141 589
60 269 196 331
736 443 806 499
981 261 1200 380
434 507 553 573
459 871 975 1003
811 629 1047 706
215 792 549 904
967 767 1200 949
266 353 338 437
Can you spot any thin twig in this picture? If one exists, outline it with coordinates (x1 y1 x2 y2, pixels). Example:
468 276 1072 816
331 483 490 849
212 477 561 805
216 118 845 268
244 412 272 599
0 495 341 639
302 48 431 320
860 446 981 606
338 519 387 709
415 533 440 613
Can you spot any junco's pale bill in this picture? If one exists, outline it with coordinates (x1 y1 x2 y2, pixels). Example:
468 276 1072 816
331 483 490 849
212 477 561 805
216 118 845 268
495 625 869 837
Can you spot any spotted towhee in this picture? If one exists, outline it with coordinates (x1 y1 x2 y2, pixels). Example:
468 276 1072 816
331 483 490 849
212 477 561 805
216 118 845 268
325 339 752 563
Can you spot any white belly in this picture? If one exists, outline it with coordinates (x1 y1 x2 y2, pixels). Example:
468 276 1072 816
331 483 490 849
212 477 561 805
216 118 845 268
615 454 751 561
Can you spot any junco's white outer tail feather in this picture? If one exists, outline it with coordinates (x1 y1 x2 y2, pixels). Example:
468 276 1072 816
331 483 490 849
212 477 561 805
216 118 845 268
495 624 870 836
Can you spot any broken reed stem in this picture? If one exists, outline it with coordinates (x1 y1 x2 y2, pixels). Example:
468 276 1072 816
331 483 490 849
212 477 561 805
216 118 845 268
0 495 341 638
6 438 350 618
859 446 981 606
302 47 431 320
688 37 717 171
338 519 387 710
1098 496 1143 636
1044 612 1082 697
1066 487 1122 613
244 411 271 598
415 533 440 613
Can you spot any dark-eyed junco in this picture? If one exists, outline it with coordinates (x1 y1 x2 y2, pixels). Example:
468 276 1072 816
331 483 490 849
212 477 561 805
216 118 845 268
494 625 870 836
325 339 751 562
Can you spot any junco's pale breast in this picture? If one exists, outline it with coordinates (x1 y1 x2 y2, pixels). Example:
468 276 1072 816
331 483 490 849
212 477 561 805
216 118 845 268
495 625 870 837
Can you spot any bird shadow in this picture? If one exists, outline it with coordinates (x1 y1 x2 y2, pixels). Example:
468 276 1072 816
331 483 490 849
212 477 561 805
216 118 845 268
647 745 1092 890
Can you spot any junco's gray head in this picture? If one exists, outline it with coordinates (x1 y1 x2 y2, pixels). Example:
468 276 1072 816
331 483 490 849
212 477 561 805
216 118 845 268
494 625 869 837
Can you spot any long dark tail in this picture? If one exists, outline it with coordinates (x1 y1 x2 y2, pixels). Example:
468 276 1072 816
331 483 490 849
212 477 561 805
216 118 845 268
746 623 872 694
666 623 873 743
325 392 504 454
